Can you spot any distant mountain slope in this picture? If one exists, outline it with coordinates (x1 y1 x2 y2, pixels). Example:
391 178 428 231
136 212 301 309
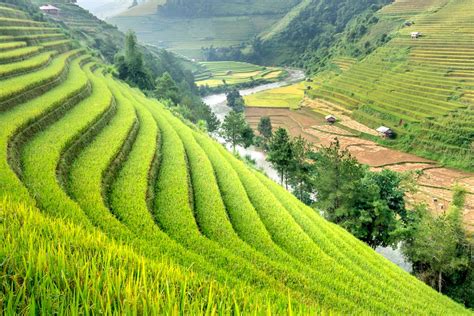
158 0 301 17
109 0 298 59
0 1 470 314
308 0 473 170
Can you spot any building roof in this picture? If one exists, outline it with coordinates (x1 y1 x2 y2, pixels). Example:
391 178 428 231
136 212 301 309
325 115 336 120
376 126 392 133
39 4 60 11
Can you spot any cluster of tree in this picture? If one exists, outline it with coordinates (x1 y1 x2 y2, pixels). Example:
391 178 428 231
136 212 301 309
114 31 219 132
401 187 473 307
264 123 474 306
226 89 245 112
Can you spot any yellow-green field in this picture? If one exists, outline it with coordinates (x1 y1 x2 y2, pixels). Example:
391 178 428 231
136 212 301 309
195 61 284 87
244 83 306 109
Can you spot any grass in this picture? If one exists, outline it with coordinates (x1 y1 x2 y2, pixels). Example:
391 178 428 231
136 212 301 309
244 82 306 109
0 4 471 314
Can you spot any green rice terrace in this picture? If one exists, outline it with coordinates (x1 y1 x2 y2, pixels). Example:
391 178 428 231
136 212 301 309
0 2 471 314
194 60 285 88
308 0 474 170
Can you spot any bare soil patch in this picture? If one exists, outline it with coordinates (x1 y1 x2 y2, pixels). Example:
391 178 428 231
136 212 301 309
245 105 474 227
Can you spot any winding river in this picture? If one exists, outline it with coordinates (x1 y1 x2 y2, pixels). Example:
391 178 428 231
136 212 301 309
202 68 412 272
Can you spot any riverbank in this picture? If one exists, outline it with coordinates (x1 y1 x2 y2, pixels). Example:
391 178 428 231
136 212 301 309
202 69 413 271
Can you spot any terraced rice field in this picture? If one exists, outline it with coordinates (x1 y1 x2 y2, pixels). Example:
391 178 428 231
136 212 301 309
0 3 471 314
244 82 306 109
309 0 474 170
195 61 285 87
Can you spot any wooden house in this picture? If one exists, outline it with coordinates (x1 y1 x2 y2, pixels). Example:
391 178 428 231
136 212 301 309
325 115 337 124
39 4 60 15
376 126 394 138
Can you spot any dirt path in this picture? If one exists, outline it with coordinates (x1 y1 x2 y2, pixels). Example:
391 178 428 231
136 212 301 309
246 106 474 230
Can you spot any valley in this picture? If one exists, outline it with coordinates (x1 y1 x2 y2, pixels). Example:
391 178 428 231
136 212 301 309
0 0 473 313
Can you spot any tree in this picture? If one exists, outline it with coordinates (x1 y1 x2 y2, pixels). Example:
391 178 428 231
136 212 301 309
115 31 154 90
226 89 245 112
311 139 364 219
267 128 293 187
288 136 314 204
154 72 180 103
311 139 410 248
221 111 253 152
402 186 471 295
258 116 273 140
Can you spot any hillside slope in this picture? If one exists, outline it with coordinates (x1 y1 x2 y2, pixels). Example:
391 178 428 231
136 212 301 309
308 0 474 170
109 0 301 59
0 2 470 313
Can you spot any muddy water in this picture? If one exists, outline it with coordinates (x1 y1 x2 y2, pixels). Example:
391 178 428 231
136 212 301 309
202 68 412 272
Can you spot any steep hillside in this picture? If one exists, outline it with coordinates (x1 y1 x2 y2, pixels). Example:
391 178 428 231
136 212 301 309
109 0 300 59
308 0 474 170
158 0 300 17
0 2 470 314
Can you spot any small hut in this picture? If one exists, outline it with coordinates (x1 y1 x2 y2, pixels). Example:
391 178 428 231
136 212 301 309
411 32 421 39
325 115 337 124
39 4 60 15
376 126 394 138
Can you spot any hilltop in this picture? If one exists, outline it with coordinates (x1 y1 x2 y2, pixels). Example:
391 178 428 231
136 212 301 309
0 1 470 314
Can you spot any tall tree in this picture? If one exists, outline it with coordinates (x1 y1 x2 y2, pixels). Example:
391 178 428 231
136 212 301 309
115 31 153 90
288 136 314 203
267 128 293 187
221 111 253 152
258 116 273 140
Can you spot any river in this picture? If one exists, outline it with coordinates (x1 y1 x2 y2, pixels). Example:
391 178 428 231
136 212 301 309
202 68 412 272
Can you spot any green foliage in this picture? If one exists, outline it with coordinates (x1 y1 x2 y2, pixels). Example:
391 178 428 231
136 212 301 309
226 88 245 112
402 187 472 301
154 71 180 103
267 128 294 186
257 116 273 140
220 110 254 152
311 140 409 248
115 30 153 90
